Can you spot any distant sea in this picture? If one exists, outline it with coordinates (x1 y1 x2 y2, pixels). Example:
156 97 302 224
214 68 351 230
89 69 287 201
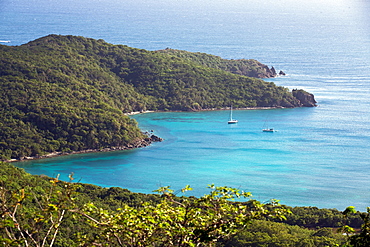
2 0 370 210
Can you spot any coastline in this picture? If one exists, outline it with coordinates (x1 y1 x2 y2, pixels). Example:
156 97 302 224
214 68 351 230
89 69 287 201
7 135 163 163
124 110 155 115
7 106 283 163
126 106 284 115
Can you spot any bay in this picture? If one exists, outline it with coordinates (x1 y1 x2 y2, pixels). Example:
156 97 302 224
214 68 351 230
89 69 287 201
16 73 370 210
2 0 370 210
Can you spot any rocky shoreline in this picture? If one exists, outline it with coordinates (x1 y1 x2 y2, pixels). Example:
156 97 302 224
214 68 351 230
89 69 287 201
292 89 317 107
8 134 163 163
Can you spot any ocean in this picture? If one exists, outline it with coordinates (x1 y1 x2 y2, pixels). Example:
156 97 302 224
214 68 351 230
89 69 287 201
2 0 370 210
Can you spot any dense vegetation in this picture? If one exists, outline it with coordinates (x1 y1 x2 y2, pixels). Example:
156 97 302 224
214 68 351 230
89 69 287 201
0 34 313 160
3 161 370 246
156 48 279 78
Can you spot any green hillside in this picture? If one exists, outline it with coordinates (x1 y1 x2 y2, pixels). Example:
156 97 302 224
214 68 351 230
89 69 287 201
156 48 280 78
0 35 313 160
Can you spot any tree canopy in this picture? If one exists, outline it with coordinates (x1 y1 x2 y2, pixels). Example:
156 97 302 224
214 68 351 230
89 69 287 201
156 48 279 78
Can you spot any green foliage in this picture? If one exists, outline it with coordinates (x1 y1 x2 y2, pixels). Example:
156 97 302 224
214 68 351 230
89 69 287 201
0 167 79 246
0 36 148 160
0 162 291 247
337 206 370 247
281 206 363 229
0 162 367 246
157 48 278 78
0 34 305 159
220 220 345 247
77 184 290 246
348 207 370 246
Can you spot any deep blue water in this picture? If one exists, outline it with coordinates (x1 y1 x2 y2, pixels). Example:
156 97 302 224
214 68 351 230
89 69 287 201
2 0 370 210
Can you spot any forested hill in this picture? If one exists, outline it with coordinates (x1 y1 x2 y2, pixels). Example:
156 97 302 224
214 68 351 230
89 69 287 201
156 48 279 78
0 34 314 160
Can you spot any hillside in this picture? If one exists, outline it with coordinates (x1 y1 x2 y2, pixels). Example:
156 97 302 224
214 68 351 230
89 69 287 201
0 35 315 160
156 48 281 78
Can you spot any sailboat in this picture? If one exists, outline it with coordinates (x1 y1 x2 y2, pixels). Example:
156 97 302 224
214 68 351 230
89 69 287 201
227 106 238 124
262 127 275 132
262 121 276 132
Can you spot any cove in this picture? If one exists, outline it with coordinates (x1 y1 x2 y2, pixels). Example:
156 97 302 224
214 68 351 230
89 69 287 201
15 106 370 211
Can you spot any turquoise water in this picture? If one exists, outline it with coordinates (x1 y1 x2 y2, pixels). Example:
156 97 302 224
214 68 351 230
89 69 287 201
3 0 370 210
16 101 370 210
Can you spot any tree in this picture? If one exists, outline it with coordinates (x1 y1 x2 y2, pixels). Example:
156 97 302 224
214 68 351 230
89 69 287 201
0 174 77 247
0 168 290 247
348 207 370 246
75 184 290 246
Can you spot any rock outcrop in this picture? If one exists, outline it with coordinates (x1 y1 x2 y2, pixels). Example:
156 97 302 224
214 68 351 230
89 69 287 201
144 135 163 143
270 66 277 77
249 65 277 78
292 89 317 107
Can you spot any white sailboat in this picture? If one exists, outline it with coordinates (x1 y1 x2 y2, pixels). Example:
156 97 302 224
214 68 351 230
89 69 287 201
262 121 276 132
227 106 238 124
